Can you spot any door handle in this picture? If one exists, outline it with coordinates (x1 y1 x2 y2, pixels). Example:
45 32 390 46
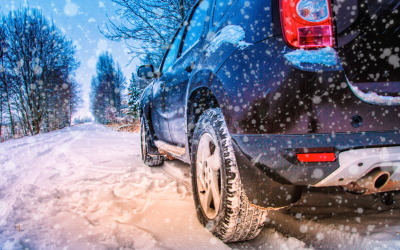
160 81 166 89
185 61 195 73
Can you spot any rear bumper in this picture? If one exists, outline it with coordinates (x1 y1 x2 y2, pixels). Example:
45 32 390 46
315 146 400 187
231 130 400 208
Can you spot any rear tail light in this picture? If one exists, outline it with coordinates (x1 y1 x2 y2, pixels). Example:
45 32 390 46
297 152 336 162
280 0 334 49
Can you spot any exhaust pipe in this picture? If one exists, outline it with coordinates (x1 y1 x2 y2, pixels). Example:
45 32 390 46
356 169 391 191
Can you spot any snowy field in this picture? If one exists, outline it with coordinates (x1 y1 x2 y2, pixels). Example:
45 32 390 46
2 123 400 249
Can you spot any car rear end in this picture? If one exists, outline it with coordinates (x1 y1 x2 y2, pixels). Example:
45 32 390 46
216 0 400 207
311 0 400 193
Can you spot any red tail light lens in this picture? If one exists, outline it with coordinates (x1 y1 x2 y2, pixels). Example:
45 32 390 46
297 153 336 162
280 0 333 49
298 25 332 47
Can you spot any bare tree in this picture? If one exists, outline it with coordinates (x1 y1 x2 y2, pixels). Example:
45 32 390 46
0 83 4 141
102 0 197 66
68 80 83 127
1 8 80 138
0 23 16 138
114 64 126 116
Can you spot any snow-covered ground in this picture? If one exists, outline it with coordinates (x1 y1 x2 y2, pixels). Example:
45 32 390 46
1 123 400 249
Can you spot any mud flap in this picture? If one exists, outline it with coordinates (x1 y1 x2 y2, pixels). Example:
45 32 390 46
231 139 302 208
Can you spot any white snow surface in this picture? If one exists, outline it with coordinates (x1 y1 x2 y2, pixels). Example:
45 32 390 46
0 123 307 249
284 46 338 67
3 123 400 249
347 79 400 106
206 25 252 55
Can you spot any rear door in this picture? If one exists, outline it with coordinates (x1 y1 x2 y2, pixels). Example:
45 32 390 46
164 0 211 146
334 0 400 96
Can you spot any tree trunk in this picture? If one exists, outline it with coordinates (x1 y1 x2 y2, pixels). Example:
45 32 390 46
5 87 15 138
0 98 3 142
180 0 185 19
69 92 72 126
32 118 40 135
2 56 15 138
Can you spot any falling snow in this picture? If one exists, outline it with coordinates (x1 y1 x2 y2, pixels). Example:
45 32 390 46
1 0 400 249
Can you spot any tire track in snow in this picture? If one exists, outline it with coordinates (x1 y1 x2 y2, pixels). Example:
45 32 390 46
229 242 258 250
1 124 230 250
151 164 193 194
84 166 127 174
0 126 88 225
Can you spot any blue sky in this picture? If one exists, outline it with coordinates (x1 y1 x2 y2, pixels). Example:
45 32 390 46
1 0 141 118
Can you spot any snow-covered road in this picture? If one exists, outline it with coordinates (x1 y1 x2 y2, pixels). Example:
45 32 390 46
1 123 400 249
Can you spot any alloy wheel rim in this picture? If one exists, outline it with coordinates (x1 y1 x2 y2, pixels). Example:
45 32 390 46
196 133 221 220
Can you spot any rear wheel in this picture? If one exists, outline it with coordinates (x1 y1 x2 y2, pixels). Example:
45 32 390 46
191 108 268 243
141 117 163 167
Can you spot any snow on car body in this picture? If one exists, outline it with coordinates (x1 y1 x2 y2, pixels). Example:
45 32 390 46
138 0 400 242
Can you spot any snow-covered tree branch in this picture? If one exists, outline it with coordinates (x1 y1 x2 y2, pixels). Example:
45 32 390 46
102 0 197 67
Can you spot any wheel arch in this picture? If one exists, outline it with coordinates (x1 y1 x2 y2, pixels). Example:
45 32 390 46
139 83 155 135
185 70 237 156
185 71 302 209
186 86 219 138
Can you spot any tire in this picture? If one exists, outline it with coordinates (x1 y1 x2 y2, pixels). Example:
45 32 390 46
141 117 163 167
191 108 268 243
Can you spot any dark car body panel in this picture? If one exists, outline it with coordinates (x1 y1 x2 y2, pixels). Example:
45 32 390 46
165 43 207 146
152 79 173 142
217 37 400 135
139 0 400 208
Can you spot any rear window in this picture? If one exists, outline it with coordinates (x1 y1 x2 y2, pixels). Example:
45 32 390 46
162 27 185 73
181 0 210 54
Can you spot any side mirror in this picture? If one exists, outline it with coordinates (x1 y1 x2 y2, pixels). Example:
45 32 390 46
137 65 154 79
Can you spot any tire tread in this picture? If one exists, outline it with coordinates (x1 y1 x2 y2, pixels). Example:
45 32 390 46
191 108 267 243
